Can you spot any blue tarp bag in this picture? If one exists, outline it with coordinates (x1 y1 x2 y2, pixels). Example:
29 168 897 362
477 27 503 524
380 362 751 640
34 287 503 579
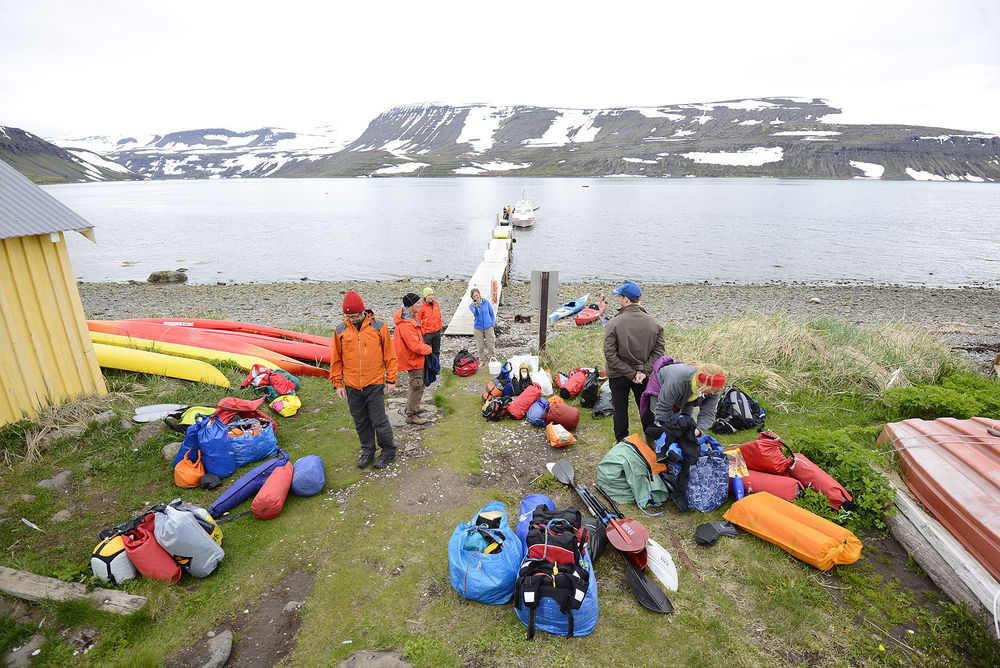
525 399 550 428
515 494 555 553
208 450 288 519
448 501 523 604
227 417 278 468
684 450 730 513
178 415 237 478
514 546 598 638
290 455 325 497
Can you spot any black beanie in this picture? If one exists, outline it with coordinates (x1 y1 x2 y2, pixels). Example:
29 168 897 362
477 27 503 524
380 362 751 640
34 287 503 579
403 292 420 308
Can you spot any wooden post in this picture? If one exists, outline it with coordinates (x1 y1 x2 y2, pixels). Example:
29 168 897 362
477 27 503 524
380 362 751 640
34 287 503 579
538 271 549 350
0 565 147 615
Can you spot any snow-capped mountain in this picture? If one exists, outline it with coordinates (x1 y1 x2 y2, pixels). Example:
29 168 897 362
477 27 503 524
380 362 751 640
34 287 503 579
8 98 999 183
0 125 137 184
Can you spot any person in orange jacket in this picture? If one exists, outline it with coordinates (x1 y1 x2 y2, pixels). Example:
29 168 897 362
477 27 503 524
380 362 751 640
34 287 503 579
394 293 433 425
416 286 443 361
330 290 398 469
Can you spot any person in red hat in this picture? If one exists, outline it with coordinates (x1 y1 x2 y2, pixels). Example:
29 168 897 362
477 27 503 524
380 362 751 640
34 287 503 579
330 290 398 469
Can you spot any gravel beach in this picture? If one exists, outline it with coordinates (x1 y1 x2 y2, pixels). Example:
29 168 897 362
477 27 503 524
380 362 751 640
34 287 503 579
78 280 1000 371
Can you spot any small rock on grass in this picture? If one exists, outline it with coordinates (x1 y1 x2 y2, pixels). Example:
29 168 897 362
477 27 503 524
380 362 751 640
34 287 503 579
49 509 72 522
162 442 182 462
336 650 411 668
36 470 73 492
21 494 36 503
201 629 233 668
95 409 116 424
3 634 45 668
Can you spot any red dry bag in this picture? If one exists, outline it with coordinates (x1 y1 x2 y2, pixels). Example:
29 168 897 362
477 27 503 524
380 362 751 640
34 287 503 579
122 514 182 583
507 383 542 419
745 470 804 501
251 461 294 520
734 431 793 474
546 401 580 432
788 453 854 510
558 368 587 399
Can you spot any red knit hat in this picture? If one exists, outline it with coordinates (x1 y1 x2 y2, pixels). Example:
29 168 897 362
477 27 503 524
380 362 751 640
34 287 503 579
342 290 365 314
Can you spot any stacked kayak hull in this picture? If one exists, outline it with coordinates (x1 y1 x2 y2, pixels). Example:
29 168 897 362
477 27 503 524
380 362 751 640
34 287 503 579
92 343 230 388
88 321 327 378
125 318 332 347
89 331 275 372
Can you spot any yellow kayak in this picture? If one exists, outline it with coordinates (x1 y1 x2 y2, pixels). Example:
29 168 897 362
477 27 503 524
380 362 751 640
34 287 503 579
89 331 275 372
92 343 231 388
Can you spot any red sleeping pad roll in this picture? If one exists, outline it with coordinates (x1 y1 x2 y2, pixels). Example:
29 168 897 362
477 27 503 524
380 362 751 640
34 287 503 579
559 369 587 399
788 453 854 510
507 383 542 419
122 515 182 583
252 461 295 520
734 431 793 474
745 470 804 501
546 402 580 432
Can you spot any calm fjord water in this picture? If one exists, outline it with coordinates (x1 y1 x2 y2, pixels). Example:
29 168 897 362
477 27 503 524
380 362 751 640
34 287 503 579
50 177 1000 287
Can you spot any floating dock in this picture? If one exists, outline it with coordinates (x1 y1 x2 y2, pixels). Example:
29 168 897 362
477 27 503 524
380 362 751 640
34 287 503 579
444 215 514 336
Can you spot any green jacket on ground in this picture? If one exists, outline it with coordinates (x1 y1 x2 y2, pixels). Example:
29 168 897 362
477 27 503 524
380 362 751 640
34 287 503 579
602 303 665 379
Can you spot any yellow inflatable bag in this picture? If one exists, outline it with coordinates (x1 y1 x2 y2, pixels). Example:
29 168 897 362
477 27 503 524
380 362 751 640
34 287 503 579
722 492 862 571
270 394 301 417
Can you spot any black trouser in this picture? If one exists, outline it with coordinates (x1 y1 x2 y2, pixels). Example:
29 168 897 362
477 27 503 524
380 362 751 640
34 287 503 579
345 384 394 456
609 375 653 442
423 330 441 360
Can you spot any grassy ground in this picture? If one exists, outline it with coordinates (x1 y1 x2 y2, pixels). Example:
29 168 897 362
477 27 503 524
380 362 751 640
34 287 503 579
1 314 999 666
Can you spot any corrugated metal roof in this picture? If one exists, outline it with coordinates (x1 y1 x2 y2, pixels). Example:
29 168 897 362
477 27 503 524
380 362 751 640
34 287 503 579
0 157 95 240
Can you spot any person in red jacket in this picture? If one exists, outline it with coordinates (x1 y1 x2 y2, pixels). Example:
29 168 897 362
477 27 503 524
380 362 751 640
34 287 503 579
394 293 433 425
330 290 398 469
416 286 443 360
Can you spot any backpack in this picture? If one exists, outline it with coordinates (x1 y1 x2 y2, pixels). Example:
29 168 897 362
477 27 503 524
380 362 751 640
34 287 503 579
514 507 598 639
710 386 765 434
453 349 479 376
526 398 550 427
482 395 512 421
482 376 513 403
579 368 601 408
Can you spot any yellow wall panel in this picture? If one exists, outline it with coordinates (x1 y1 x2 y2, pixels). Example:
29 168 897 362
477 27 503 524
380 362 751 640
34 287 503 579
0 233 106 426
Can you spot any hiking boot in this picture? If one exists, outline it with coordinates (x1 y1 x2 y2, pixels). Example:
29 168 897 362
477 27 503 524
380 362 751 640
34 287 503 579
373 452 395 469
406 415 429 425
357 451 375 468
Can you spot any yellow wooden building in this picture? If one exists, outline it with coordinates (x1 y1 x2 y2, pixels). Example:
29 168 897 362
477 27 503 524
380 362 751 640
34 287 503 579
0 158 106 425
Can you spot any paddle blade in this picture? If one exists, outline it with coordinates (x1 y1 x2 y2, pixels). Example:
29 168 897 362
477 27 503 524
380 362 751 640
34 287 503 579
645 538 679 592
606 518 649 553
623 556 673 614
547 459 575 487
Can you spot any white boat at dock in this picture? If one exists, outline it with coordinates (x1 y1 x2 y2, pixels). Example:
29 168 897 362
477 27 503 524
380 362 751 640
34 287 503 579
511 198 537 228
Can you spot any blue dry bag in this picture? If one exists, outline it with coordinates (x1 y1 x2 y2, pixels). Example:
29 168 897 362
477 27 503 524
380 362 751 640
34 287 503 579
448 501 524 604
290 455 325 497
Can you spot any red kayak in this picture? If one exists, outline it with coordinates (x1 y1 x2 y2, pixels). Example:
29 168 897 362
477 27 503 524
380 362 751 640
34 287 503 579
197 328 330 364
87 321 327 378
125 318 332 347
575 300 606 326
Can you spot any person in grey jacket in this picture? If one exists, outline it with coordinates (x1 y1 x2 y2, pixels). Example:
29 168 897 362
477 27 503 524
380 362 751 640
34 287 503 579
650 361 727 510
602 281 665 442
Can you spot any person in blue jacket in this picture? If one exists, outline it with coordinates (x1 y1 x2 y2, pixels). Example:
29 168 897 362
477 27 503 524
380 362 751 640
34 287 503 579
468 287 496 366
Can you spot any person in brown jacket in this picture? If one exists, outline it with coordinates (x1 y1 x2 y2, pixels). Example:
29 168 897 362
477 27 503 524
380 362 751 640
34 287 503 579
416 286 443 360
603 281 665 442
330 290 398 469
394 293 433 425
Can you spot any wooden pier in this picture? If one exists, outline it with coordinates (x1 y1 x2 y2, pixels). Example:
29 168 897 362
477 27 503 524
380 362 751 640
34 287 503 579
444 214 514 336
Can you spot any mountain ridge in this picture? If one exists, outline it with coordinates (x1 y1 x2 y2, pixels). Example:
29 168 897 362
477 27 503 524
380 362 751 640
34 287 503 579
3 97 998 183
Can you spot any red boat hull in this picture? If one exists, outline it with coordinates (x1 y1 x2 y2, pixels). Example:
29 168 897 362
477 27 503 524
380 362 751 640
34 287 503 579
878 417 1000 581
575 300 606 326
125 318 332 347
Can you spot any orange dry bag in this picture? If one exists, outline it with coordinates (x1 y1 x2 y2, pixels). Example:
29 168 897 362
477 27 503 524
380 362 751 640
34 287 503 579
722 492 862 571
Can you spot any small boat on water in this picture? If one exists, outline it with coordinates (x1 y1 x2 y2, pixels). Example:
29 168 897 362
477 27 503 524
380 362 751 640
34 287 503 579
575 299 606 326
511 197 537 228
548 293 590 323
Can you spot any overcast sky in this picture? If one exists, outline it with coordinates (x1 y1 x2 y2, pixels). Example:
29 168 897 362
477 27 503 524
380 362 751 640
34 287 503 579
1 0 998 139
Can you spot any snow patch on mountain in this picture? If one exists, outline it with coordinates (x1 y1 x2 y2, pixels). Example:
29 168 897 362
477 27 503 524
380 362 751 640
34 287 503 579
524 109 603 147
458 106 511 153
66 148 133 175
906 167 946 181
849 161 885 179
373 161 428 175
683 146 784 166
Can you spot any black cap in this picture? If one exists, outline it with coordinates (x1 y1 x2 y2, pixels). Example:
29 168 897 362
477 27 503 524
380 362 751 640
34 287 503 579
403 292 420 307
199 474 222 489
